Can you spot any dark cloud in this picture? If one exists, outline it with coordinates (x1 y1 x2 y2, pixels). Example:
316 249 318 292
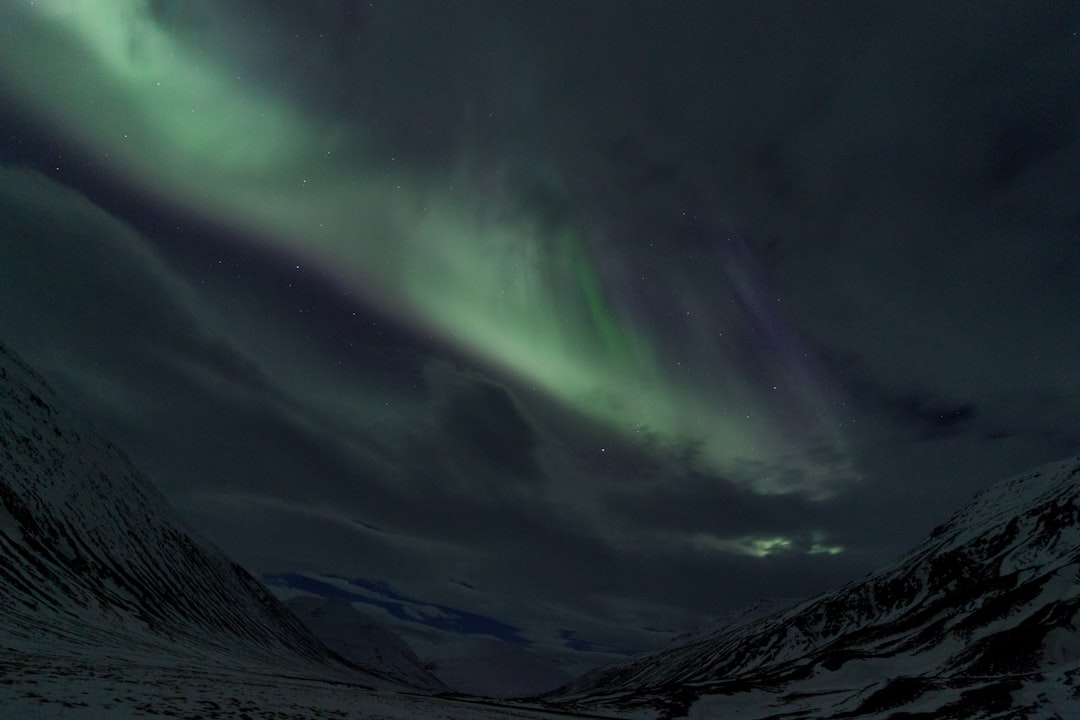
440 378 539 481
984 106 1079 191
608 470 821 538
817 351 981 441
0 170 274 415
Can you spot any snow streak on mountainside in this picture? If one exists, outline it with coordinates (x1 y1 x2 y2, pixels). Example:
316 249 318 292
286 595 446 692
0 341 399 687
548 457 1080 719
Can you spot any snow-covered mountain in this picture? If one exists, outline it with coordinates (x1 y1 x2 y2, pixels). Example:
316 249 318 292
0 342 410 688
423 636 574 698
286 595 446 691
548 456 1080 719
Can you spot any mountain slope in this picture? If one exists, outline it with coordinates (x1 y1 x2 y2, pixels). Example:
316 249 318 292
0 342 403 687
424 636 575 698
286 595 446 691
548 456 1080 718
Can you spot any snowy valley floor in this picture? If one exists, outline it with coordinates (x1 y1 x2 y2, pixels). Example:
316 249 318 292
4 646 1080 720
0 646 622 720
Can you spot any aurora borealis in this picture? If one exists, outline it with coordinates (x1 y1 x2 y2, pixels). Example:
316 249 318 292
2 1 1079 670
0 0 851 491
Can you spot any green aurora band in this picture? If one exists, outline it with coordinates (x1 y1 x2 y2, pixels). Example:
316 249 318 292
0 1 853 495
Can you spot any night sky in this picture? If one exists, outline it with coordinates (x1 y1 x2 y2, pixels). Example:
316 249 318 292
1 1 1078 672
